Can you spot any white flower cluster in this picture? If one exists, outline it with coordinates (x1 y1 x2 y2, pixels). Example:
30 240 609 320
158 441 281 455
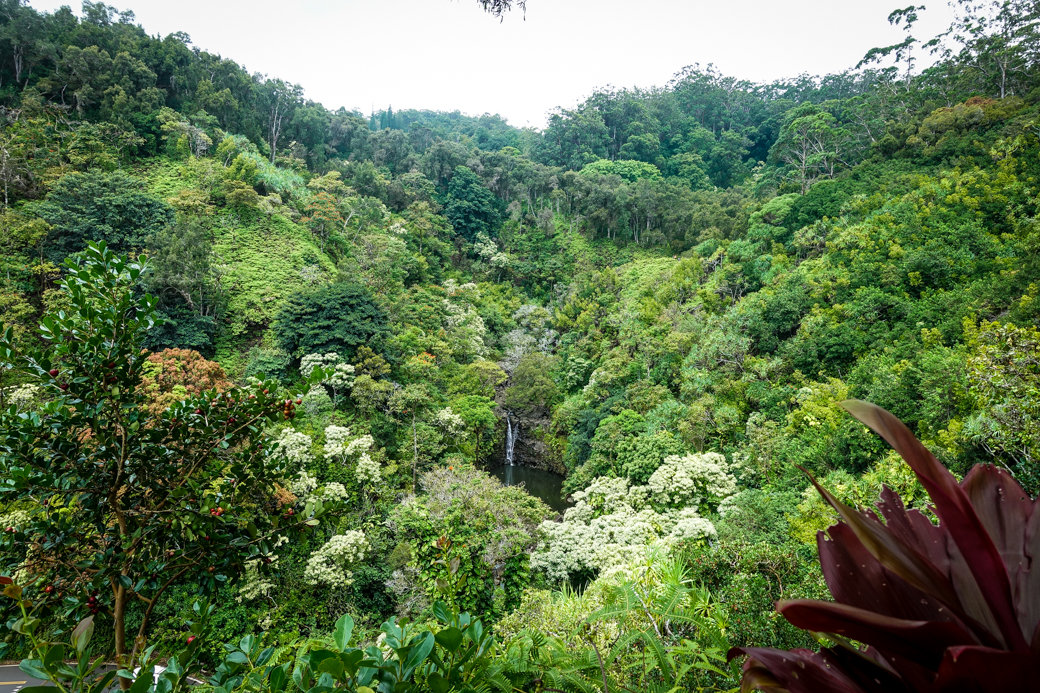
323 427 379 485
442 285 489 361
323 425 353 459
346 434 374 456
301 385 334 418
5 384 42 410
300 352 356 387
290 470 318 497
443 279 479 298
667 508 717 542
237 560 275 603
317 482 349 502
434 407 465 436
236 536 287 603
304 531 368 587
275 428 314 469
531 471 727 583
355 453 380 485
647 452 737 510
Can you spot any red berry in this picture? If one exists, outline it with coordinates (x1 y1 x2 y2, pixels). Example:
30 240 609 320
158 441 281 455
295 398 302 405
44 585 53 594
48 369 59 377
59 383 69 391
195 409 203 415
263 389 269 394
187 635 196 645
286 508 294 516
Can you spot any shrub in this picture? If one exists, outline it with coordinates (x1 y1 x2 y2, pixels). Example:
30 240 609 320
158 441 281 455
730 401 1040 690
272 282 388 360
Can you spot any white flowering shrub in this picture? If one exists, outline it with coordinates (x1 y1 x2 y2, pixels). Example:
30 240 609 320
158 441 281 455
300 352 355 388
304 531 368 587
434 407 465 436
317 482 349 502
323 425 353 460
571 476 640 516
323 426 380 486
647 452 737 511
274 428 314 469
667 508 718 542
300 352 338 378
345 434 374 456
4 384 42 410
532 475 718 583
301 384 333 419
355 452 380 485
237 562 274 603
236 536 288 603
289 470 318 497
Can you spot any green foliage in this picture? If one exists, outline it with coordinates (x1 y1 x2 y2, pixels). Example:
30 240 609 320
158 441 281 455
442 166 501 243
273 282 388 360
579 158 662 182
391 468 549 618
0 243 320 665
502 352 558 415
34 171 174 261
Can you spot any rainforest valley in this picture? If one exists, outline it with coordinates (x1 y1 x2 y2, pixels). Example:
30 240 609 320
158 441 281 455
1 1 1039 691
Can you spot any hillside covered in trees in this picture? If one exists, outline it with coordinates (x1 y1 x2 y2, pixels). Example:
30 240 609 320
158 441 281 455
1 1 1039 691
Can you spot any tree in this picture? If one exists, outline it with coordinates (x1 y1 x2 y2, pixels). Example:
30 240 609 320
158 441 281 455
260 78 302 163
503 351 559 415
769 104 850 194
0 243 318 680
34 170 174 262
944 0 1040 99
442 165 502 243
144 221 224 354
137 347 231 416
477 0 526 18
272 281 388 360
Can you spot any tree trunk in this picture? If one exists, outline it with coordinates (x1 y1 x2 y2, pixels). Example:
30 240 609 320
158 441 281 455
113 584 129 690
412 412 418 489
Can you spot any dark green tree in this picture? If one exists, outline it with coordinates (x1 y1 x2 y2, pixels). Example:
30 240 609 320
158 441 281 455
272 281 388 360
34 170 174 262
442 165 502 243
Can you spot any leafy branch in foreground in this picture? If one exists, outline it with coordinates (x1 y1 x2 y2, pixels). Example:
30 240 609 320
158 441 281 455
729 400 1040 691
0 242 323 682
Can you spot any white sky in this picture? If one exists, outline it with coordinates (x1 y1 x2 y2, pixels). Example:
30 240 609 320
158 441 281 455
27 0 958 128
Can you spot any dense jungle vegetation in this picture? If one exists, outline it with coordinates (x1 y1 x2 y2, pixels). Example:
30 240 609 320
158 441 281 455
0 0 1039 690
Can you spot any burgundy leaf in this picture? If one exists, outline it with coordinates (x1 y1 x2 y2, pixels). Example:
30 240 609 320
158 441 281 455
820 513 960 624
804 468 963 614
935 645 1040 691
960 464 1040 643
841 400 1027 651
778 599 974 670
728 647 895 693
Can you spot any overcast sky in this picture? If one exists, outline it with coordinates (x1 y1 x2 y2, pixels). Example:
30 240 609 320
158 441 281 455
27 0 958 128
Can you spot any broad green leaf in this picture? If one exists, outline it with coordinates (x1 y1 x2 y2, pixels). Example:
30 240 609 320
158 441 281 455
333 614 354 651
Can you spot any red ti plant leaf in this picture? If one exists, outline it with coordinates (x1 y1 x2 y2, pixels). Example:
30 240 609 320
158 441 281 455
841 400 1027 651
728 401 1040 692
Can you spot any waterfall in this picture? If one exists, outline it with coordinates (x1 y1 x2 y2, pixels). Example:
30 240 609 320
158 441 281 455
505 411 519 466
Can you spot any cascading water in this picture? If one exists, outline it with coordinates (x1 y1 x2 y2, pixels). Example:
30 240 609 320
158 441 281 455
505 411 519 466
